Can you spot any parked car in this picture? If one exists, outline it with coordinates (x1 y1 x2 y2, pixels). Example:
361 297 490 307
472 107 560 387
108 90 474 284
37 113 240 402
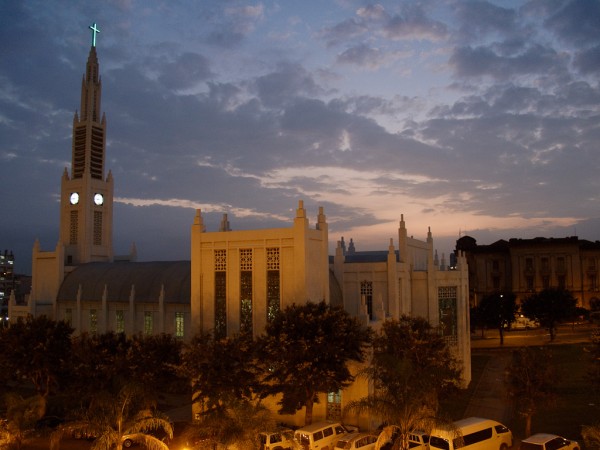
259 428 296 450
378 429 429 450
335 432 378 449
520 434 580 450
409 431 430 450
122 435 137 448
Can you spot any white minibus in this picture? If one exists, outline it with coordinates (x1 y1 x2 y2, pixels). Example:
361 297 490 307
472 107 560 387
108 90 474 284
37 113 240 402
429 417 513 450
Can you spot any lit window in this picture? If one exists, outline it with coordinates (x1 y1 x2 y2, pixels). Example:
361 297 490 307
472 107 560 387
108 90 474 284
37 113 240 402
175 312 184 338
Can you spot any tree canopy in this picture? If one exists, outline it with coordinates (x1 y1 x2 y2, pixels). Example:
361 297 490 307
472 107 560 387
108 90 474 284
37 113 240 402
257 301 372 425
478 292 517 345
180 332 259 415
0 315 73 397
521 288 577 341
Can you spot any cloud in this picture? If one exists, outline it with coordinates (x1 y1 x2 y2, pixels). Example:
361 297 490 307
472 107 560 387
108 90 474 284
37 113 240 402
449 44 565 80
382 5 448 41
336 44 388 69
454 0 517 40
574 45 600 74
157 52 213 90
544 0 600 47
252 62 323 107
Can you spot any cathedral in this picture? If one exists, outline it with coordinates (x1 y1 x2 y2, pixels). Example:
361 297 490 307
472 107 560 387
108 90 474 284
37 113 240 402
9 31 471 429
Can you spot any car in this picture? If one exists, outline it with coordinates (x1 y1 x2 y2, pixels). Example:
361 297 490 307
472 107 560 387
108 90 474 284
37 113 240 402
409 431 430 450
259 428 296 450
122 435 138 448
378 429 429 450
519 434 580 450
334 432 378 449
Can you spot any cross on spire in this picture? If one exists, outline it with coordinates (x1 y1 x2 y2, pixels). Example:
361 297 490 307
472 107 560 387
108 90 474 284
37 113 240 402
89 22 100 47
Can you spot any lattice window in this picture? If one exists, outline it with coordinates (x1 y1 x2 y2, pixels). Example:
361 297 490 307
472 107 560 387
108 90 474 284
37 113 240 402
438 286 457 340
240 249 253 270
116 310 124 333
267 248 280 321
175 312 184 338
144 311 153 335
267 248 280 270
267 271 280 322
70 211 78 244
215 249 227 271
93 211 102 245
240 271 253 335
89 309 97 335
215 272 227 339
360 281 373 320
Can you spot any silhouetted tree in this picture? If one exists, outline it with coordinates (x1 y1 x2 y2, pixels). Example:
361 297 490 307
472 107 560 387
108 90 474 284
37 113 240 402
257 301 372 425
504 347 558 437
0 315 73 397
180 332 259 415
345 316 461 450
521 288 577 341
127 333 186 396
478 292 517 345
69 332 132 398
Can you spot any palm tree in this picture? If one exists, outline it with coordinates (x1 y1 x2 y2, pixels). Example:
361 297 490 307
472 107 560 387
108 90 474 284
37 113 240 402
51 384 172 450
0 393 46 450
183 400 281 450
582 423 600 449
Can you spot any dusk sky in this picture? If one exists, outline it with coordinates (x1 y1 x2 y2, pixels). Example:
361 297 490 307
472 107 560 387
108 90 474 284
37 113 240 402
2 0 599 274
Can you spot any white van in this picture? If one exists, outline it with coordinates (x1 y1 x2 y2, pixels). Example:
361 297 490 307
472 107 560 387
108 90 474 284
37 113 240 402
294 421 349 450
429 417 513 450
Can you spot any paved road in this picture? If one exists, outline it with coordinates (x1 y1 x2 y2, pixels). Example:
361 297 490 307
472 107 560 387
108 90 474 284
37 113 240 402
471 322 596 349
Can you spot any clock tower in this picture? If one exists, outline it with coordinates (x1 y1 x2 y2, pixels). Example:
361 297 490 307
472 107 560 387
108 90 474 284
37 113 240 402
59 31 114 265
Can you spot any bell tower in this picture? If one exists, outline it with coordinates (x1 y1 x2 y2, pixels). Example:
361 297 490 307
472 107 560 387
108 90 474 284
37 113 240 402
59 23 113 265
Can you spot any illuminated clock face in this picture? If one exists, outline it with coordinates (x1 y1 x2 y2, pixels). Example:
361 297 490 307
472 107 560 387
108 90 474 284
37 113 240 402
70 192 79 205
94 193 104 205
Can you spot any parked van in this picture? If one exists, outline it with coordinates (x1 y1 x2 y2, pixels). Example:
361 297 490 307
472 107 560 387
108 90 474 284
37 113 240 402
294 421 349 450
429 417 513 450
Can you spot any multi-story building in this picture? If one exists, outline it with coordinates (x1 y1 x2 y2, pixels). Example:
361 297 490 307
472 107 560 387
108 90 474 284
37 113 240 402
456 235 600 310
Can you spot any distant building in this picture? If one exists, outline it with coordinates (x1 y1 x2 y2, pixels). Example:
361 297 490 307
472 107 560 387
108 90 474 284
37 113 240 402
456 235 600 310
0 250 15 326
12 30 471 430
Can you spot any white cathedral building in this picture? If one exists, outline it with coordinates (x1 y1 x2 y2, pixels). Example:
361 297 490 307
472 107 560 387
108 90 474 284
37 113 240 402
10 36 471 430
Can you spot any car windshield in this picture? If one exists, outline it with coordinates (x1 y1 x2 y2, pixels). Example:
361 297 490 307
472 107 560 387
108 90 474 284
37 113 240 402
335 440 352 449
430 436 450 450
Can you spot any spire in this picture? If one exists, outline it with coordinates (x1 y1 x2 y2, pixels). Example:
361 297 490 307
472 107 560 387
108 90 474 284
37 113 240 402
219 213 231 232
72 40 105 180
